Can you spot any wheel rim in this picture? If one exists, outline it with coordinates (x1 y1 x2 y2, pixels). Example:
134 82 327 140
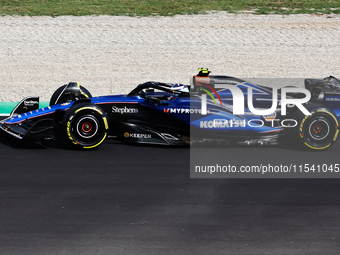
308 118 330 141
82 122 93 133
76 116 99 139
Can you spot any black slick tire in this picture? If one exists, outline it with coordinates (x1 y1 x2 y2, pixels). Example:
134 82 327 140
62 103 109 149
295 104 339 150
50 84 92 106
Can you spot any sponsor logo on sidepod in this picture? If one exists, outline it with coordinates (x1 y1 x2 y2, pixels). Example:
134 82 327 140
112 106 138 114
124 132 151 139
200 120 246 128
263 112 276 121
164 108 209 114
325 97 340 101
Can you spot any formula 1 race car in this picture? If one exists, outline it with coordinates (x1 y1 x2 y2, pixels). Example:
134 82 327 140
1 68 340 150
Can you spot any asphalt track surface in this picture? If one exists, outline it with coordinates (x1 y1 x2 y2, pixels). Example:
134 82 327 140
1 118 340 255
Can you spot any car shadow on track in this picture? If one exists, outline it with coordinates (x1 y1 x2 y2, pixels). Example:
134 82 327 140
0 123 335 152
0 130 332 152
0 130 48 150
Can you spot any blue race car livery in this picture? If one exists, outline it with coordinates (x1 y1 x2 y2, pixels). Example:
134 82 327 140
1 68 340 150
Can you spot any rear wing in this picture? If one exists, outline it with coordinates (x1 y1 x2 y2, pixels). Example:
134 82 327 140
305 76 340 104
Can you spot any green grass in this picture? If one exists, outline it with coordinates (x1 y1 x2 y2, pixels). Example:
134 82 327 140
0 0 339 16
0 102 49 114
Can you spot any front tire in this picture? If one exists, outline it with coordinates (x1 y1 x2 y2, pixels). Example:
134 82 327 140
296 104 339 150
50 84 92 106
62 103 109 149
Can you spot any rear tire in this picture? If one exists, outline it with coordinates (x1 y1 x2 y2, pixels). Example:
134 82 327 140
62 103 109 149
295 104 339 150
